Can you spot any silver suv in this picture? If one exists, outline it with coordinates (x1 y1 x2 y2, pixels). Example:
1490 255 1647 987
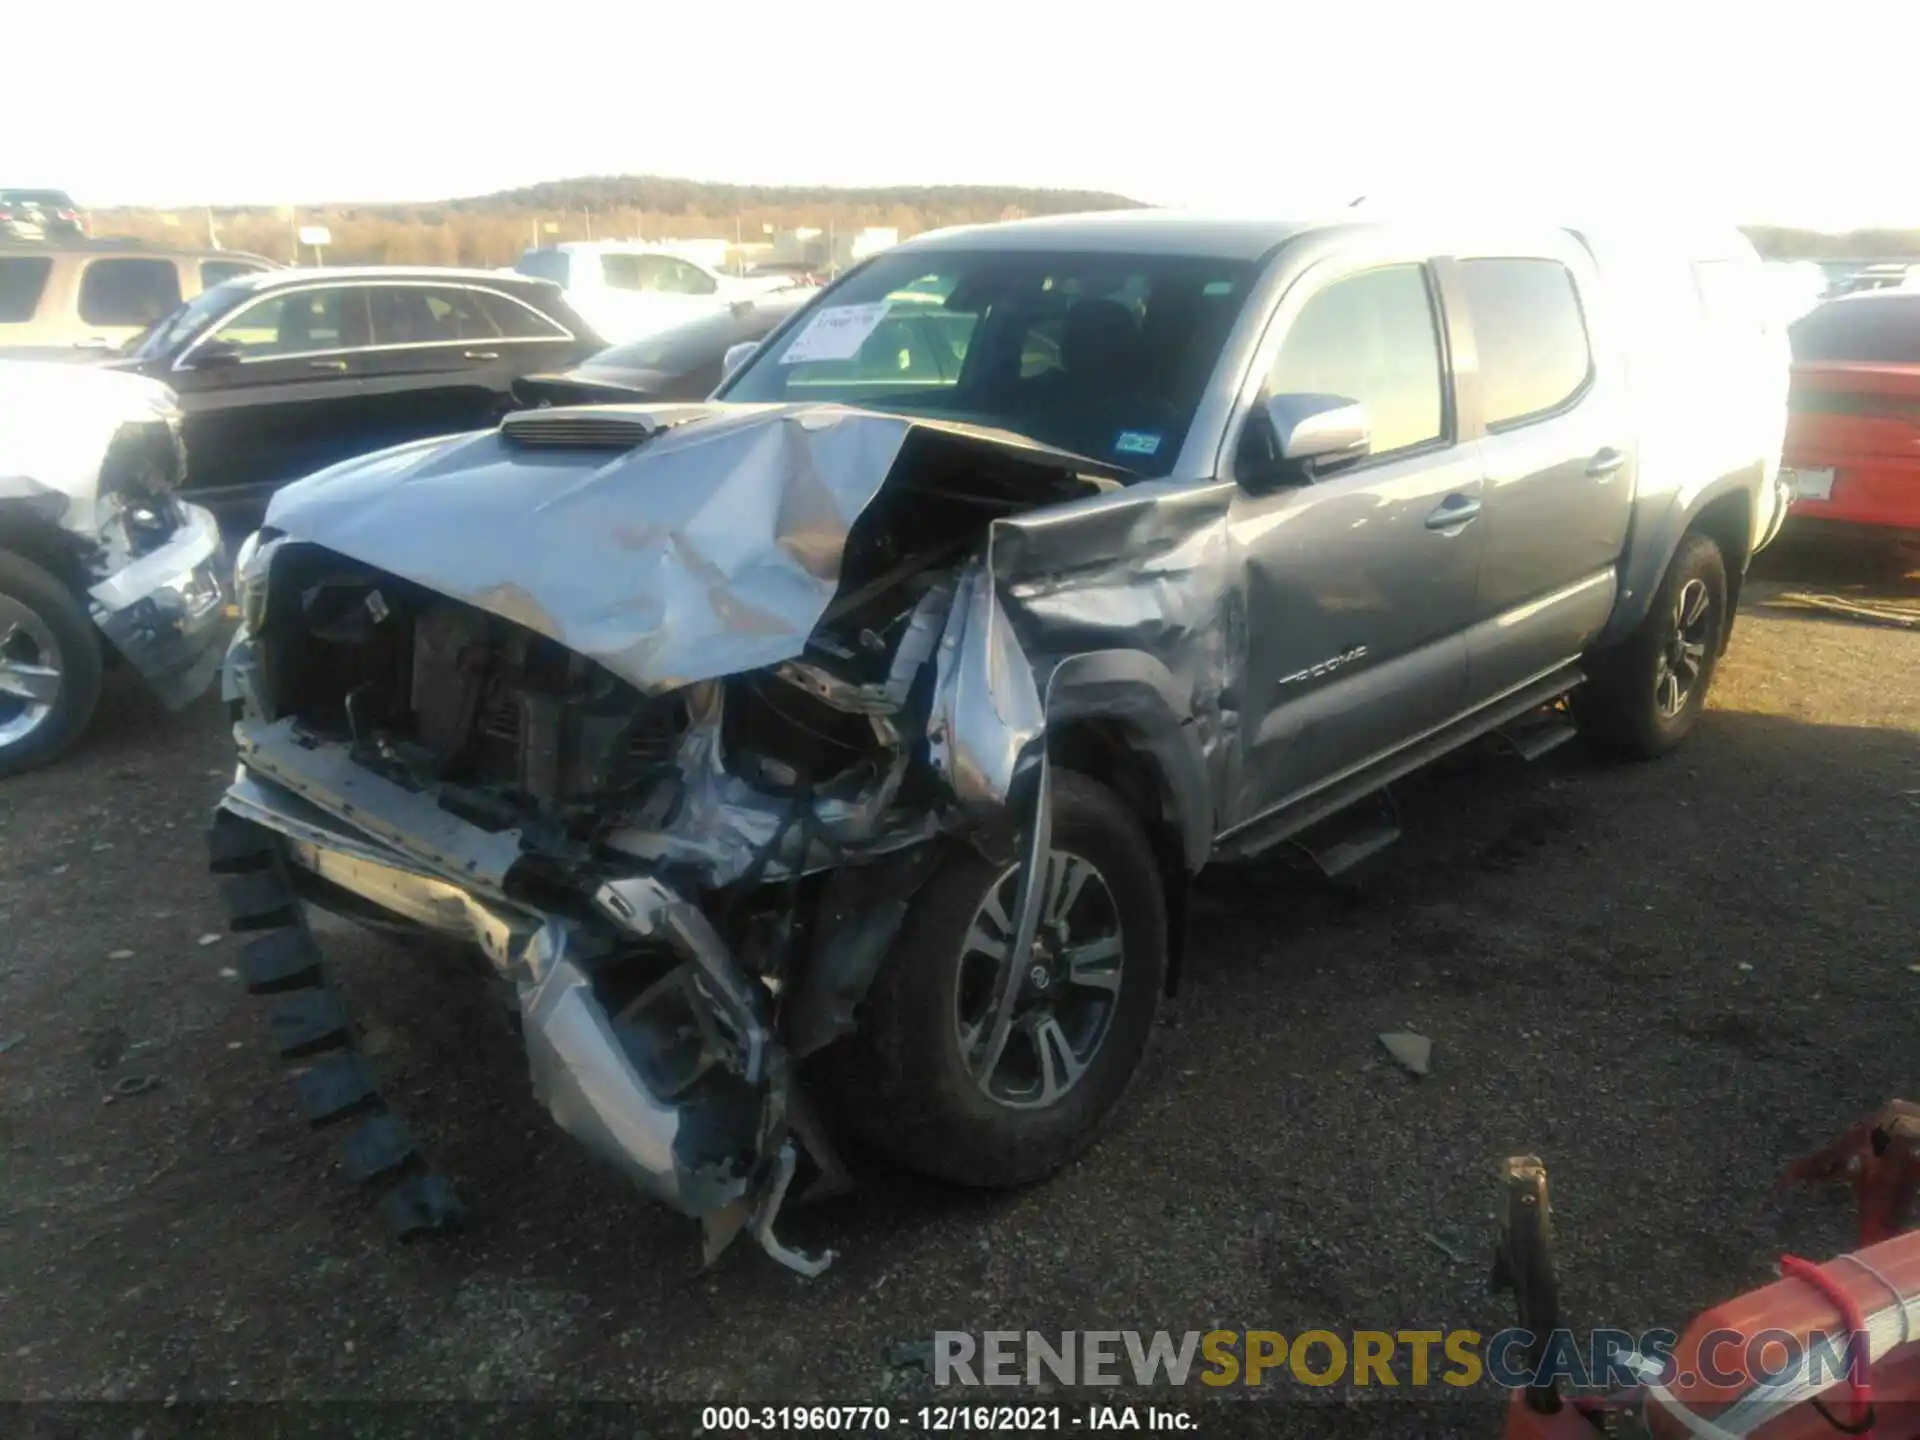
209 211 1786 1272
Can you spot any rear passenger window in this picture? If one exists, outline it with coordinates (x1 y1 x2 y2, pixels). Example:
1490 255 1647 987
601 254 644 291
1460 259 1591 428
479 291 570 339
1266 264 1445 455
367 286 492 345
0 256 52 322
77 259 183 327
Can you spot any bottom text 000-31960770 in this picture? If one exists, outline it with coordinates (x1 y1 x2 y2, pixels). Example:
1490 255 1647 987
698 1405 1197 1431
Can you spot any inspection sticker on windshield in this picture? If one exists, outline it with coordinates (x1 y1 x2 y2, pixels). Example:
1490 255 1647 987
1114 430 1163 457
780 302 892 364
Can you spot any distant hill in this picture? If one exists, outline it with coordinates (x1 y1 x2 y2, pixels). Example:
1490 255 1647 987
1741 224 1920 261
455 175 1144 219
89 175 1148 269
86 175 1920 269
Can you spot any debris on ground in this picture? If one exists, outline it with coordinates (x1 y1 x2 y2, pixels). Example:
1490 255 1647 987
107 950 134 961
107 1075 162 1100
196 934 223 947
1379 1031 1432 1077
0 1034 24 1055
1771 592 1920 629
1423 1230 1471 1264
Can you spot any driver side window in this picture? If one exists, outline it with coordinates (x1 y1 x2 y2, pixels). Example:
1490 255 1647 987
1264 264 1445 458
660 259 717 296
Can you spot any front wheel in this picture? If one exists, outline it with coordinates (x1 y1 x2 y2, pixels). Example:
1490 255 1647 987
832 770 1167 1188
1576 531 1728 760
0 551 104 778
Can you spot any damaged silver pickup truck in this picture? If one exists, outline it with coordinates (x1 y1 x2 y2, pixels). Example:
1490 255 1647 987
1 359 227 775
209 213 1789 1273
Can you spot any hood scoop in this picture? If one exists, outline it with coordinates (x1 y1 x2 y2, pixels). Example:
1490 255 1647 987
499 402 721 452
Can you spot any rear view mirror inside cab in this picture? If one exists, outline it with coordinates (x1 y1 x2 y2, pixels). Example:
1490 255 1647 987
1237 392 1371 489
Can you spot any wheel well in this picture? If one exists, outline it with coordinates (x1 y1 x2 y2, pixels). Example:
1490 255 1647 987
1687 489 1752 652
1048 719 1190 997
0 515 90 594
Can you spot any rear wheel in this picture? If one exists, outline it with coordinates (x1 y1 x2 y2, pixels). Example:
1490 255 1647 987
1576 532 1727 759
0 551 103 778
833 770 1166 1188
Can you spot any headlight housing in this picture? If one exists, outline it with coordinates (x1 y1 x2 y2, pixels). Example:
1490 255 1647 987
233 529 283 634
97 416 185 504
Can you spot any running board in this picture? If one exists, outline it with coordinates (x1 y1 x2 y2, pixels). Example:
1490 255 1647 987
1216 663 1586 864
1494 703 1580 763
1291 788 1402 878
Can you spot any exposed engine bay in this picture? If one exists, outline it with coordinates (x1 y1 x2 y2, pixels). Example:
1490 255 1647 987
217 402 1155 1273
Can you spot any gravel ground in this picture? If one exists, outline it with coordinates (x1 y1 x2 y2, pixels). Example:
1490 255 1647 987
1 531 1915 1436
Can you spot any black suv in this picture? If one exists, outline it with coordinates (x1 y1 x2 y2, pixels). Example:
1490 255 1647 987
113 267 601 518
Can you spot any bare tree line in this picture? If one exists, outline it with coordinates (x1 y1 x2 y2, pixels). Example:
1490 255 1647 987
87 179 1141 268
80 176 1920 268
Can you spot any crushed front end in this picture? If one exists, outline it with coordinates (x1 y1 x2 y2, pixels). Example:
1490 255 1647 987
4 368 228 712
212 404 1118 1273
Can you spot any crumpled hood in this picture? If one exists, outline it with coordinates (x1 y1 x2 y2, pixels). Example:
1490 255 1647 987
262 401 1116 694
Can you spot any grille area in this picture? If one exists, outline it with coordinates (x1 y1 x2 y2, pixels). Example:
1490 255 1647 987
407 599 689 825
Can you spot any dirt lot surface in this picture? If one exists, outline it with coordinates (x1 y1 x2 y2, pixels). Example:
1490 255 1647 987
2 532 1916 1436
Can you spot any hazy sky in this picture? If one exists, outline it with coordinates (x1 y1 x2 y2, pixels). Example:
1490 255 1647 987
15 0 1914 228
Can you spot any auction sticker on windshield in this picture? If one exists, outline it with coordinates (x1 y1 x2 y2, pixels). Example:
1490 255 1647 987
780 302 892 364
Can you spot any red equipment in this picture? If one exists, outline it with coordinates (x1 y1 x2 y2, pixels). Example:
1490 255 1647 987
1499 1102 1920 1440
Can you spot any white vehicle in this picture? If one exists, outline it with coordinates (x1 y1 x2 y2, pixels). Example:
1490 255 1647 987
1760 259 1830 326
513 242 794 345
0 360 227 775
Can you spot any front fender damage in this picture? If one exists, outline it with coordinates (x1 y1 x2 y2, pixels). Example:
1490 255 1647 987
216 403 1230 1275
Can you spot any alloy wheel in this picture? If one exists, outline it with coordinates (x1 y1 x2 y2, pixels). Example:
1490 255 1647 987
0 595 63 748
953 849 1125 1110
1654 578 1712 720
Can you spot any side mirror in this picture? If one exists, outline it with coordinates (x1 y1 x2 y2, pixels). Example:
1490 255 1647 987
1241 393 1370 487
720 340 758 381
184 342 242 372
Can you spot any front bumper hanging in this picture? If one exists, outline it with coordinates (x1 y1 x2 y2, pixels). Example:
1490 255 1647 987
215 720 833 1276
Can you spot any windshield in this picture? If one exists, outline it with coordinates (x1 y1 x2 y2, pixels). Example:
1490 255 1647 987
1789 295 1920 364
720 248 1257 477
129 283 249 359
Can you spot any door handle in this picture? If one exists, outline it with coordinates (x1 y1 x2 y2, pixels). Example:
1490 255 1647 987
462 349 500 361
1586 447 1627 479
307 358 349 372
1425 494 1482 530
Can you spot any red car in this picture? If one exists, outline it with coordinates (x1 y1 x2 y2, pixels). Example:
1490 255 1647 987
1784 289 1920 534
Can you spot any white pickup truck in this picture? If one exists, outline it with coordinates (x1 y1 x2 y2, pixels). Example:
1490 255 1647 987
0 360 227 774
